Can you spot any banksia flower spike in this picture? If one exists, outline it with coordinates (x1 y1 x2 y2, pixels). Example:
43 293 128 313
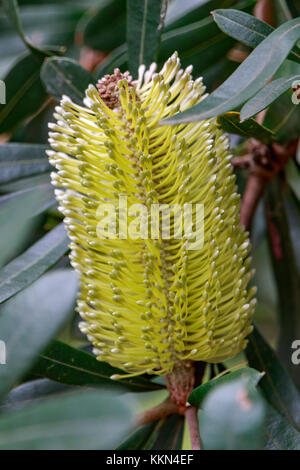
47 52 256 399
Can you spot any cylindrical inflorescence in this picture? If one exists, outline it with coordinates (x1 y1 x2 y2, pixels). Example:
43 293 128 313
48 52 256 379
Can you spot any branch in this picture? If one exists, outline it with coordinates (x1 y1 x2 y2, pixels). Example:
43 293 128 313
239 139 298 230
137 361 205 449
240 172 266 230
185 405 201 450
254 0 275 26
136 397 180 426
79 46 107 72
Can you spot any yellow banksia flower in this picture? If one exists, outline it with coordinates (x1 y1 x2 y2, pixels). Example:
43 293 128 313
47 52 256 381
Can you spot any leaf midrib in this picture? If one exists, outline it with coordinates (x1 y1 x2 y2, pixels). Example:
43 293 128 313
34 353 159 390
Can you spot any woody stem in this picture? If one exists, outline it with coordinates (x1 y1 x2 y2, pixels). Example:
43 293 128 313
185 405 201 450
136 397 181 426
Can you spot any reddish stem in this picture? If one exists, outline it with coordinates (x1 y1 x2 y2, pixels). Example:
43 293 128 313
137 398 180 426
185 406 201 450
240 172 267 230
254 0 275 26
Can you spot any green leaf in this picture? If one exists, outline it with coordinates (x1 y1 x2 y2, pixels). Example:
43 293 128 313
285 192 300 276
163 18 300 123
286 159 300 202
217 111 275 143
160 0 255 60
40 57 94 104
0 184 55 267
180 36 235 80
0 52 48 133
264 178 300 387
264 89 300 143
275 0 294 25
76 0 127 52
263 60 300 143
116 420 160 450
0 223 68 305
165 0 238 30
95 44 128 79
29 339 164 393
159 16 223 60
0 3 84 77
286 0 300 18
0 184 54 224
147 414 184 450
0 173 51 193
0 389 133 450
212 9 300 64
1 379 75 412
0 269 77 403
2 0 27 43
265 405 300 450
241 74 300 120
96 0 254 79
246 326 300 430
127 0 167 78
0 143 50 184
188 367 263 407
2 0 52 60
199 378 266 450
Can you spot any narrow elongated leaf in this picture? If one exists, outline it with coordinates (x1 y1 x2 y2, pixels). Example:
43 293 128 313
0 269 77 402
41 57 94 104
0 143 50 184
212 9 300 63
29 340 163 393
217 111 275 143
264 178 300 387
76 0 127 52
0 390 133 450
286 159 300 202
161 0 256 59
0 173 51 193
163 18 300 123
0 53 48 133
160 16 222 59
95 44 128 78
2 0 26 42
81 0 237 54
189 367 263 407
2 0 51 60
0 223 68 305
165 0 238 30
0 183 55 267
180 35 235 79
116 421 160 450
99 0 254 79
265 406 300 450
200 379 266 450
0 184 54 225
148 414 184 450
127 0 167 77
286 0 300 17
241 74 300 120
282 194 300 277
263 59 300 142
264 91 300 143
246 326 300 430
1 379 76 411
0 3 83 74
